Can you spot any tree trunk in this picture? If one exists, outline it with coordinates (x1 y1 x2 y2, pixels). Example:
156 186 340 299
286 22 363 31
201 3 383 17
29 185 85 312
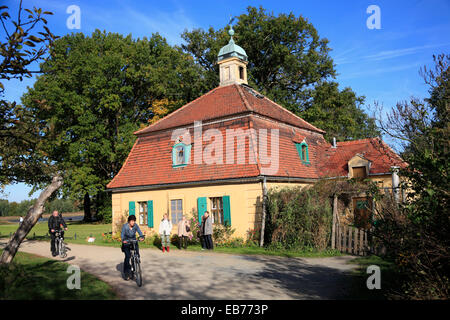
83 192 91 222
0 174 63 264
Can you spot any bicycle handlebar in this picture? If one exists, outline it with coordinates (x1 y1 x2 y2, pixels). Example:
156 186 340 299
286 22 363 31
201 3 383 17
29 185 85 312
123 236 145 243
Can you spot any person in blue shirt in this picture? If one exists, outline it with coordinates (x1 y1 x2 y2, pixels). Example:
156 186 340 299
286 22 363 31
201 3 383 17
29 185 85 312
121 215 144 280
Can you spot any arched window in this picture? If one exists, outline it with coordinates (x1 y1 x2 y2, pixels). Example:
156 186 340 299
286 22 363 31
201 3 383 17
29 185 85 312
301 144 307 161
176 146 184 164
172 143 191 167
295 142 310 163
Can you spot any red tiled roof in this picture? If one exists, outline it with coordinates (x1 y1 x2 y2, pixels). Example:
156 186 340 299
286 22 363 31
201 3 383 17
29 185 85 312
249 116 326 179
107 84 406 190
317 138 407 177
134 84 324 135
292 131 306 143
107 117 261 189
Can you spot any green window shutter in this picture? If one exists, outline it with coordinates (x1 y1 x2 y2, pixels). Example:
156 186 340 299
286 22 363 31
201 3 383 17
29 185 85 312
197 197 207 223
128 201 135 216
172 145 178 166
295 143 302 160
223 195 231 226
147 200 154 228
185 144 192 164
295 142 310 163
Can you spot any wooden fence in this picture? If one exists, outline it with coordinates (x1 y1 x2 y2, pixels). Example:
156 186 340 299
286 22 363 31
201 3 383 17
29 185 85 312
333 223 386 256
334 223 369 256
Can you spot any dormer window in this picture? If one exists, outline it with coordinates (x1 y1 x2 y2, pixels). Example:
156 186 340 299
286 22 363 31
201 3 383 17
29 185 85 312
295 142 310 164
172 142 191 168
301 144 307 161
348 154 370 179
352 166 367 179
176 146 184 164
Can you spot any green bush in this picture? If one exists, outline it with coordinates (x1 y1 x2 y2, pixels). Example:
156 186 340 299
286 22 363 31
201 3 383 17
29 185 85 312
95 193 112 223
245 228 261 246
187 209 202 245
265 185 333 251
213 223 236 245
96 205 112 224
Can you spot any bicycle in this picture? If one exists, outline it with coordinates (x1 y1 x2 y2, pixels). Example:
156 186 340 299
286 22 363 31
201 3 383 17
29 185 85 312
54 230 67 258
124 238 144 287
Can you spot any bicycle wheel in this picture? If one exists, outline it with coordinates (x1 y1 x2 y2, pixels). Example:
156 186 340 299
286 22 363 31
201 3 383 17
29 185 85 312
59 239 67 258
134 257 142 287
54 237 60 256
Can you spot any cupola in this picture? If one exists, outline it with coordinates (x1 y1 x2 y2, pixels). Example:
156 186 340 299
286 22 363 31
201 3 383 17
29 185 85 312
217 25 248 86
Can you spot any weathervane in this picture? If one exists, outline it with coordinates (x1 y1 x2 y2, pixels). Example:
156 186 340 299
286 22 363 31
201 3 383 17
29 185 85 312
228 15 236 40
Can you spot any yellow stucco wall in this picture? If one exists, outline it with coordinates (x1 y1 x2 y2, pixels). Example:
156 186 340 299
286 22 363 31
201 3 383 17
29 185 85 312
112 182 264 238
112 175 400 238
265 181 312 191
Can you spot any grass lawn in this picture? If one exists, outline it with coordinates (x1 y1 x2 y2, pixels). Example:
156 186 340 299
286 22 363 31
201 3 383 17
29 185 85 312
185 244 343 258
347 255 399 299
0 221 343 258
0 221 112 246
0 249 117 299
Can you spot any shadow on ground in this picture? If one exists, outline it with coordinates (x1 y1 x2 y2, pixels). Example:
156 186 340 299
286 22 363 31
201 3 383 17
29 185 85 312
75 250 357 300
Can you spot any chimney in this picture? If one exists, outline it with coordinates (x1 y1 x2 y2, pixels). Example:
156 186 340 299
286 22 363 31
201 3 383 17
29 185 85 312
391 166 400 202
332 137 337 148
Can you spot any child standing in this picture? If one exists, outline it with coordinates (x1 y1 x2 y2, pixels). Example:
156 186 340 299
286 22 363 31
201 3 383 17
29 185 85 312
159 214 172 252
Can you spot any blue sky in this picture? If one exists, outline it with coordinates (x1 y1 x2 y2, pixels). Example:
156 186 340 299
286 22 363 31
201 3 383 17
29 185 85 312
2 0 450 202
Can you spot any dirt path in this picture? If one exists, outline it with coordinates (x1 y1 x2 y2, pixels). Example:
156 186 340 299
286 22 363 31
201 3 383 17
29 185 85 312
0 239 358 300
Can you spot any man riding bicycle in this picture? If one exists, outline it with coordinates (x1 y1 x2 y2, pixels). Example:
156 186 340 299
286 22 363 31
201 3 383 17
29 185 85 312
121 215 144 280
48 210 68 257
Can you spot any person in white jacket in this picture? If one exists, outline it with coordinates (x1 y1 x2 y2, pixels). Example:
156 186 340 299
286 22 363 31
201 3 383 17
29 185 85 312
159 214 173 252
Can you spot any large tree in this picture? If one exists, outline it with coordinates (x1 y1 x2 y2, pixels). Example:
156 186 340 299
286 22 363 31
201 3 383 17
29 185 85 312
0 1 62 264
0 2 57 185
182 6 379 141
21 30 207 220
302 81 379 141
372 54 449 299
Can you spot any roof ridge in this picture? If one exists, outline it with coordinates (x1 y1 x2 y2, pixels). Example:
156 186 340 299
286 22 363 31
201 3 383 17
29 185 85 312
373 138 406 166
337 138 375 145
240 85 325 134
134 85 224 135
235 84 253 112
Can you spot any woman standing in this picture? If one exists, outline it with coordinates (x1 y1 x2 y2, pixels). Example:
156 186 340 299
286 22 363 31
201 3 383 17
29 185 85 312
159 214 172 252
198 214 207 250
177 216 189 250
186 219 193 242
203 211 214 250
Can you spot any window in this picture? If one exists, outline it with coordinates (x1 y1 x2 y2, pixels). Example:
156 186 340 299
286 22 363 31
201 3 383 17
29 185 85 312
352 166 367 179
172 143 191 167
295 142 309 163
138 201 148 226
210 197 224 225
301 145 307 161
225 66 230 80
239 66 244 80
353 197 373 229
176 145 185 165
170 199 183 225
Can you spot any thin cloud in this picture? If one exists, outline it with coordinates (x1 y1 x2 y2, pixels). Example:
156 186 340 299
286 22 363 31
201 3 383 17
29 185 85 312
339 62 423 80
364 43 450 61
120 4 196 45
